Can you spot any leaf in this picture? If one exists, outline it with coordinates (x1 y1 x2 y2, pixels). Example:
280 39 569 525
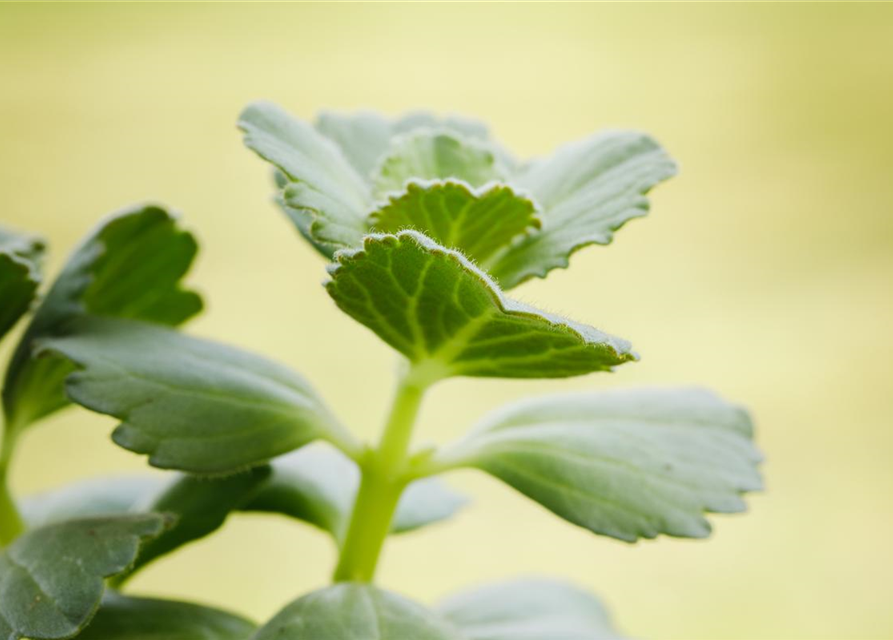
0 514 170 640
0 225 44 344
253 583 461 640
489 131 677 288
244 444 467 543
2 205 201 433
76 592 256 640
21 476 164 528
372 132 505 199
326 231 635 381
439 578 624 640
432 388 762 542
316 110 491 179
119 466 273 582
239 101 373 258
39 316 356 474
368 181 540 268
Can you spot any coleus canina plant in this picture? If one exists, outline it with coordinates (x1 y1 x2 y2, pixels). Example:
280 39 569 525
0 102 763 639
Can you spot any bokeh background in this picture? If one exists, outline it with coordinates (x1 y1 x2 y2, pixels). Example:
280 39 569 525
1 3 892 638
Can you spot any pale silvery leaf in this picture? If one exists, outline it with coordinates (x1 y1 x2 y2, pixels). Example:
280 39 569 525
245 444 467 543
431 388 762 542
369 181 540 268
39 316 357 475
252 584 462 640
2 205 201 433
0 514 170 640
239 101 373 257
372 132 507 198
439 578 624 640
0 225 44 344
75 593 256 640
21 477 164 528
490 131 677 288
326 231 635 381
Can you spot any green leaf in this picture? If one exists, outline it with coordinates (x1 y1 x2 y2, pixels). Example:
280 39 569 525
0 225 44 344
39 316 356 474
490 132 677 288
2 205 201 433
239 101 373 258
21 476 164 528
253 583 461 640
372 132 505 199
326 231 635 381
119 466 273 582
431 388 762 542
0 514 170 640
244 444 467 543
316 110 491 179
439 579 624 640
76 593 255 640
368 181 540 268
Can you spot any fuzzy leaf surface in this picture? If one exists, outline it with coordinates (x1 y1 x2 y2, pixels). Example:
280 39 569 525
0 514 169 640
76 593 256 640
373 132 504 198
326 231 634 380
239 101 372 257
40 316 353 474
252 584 461 640
439 579 623 640
369 181 539 267
434 388 762 542
316 111 490 179
490 132 677 288
244 445 466 543
0 225 44 344
3 205 201 432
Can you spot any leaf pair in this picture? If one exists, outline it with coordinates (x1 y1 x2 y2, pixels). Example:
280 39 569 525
240 102 676 289
253 579 621 640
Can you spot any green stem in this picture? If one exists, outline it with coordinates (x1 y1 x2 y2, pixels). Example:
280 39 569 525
0 427 24 547
333 367 427 583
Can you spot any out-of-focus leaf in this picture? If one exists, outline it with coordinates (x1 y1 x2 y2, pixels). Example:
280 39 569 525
0 225 44 344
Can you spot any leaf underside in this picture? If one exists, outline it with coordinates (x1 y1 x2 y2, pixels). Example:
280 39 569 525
439 387 762 542
326 231 635 380
40 316 346 475
2 205 201 433
439 578 624 640
75 592 256 640
0 514 169 640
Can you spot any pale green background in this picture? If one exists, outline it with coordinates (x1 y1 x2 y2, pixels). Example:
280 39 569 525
1 3 892 639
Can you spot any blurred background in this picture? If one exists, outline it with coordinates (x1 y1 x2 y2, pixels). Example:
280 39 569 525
1 3 891 638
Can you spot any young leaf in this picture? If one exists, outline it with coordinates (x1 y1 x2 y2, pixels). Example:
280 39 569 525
316 110 491 179
244 444 467 543
326 231 635 381
253 583 462 640
368 181 540 267
430 388 762 542
39 316 357 474
239 101 373 258
439 578 623 640
2 205 201 433
119 465 273 581
21 476 164 528
0 225 44 344
489 132 677 288
372 132 505 198
75 593 256 640
0 514 170 640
